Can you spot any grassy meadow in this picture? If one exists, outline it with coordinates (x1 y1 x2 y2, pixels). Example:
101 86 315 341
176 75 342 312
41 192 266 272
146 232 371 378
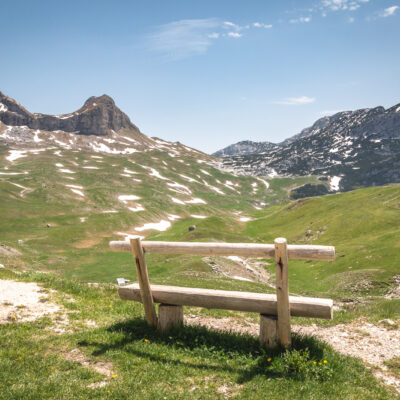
0 145 399 398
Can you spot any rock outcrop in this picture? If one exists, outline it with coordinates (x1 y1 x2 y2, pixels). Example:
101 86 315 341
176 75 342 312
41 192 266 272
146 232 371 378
0 91 140 136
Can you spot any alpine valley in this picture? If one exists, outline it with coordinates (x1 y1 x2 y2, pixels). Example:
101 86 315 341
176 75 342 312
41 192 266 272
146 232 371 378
1 91 400 399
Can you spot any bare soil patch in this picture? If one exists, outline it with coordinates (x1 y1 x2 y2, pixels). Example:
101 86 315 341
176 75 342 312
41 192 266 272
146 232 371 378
64 348 115 388
0 279 61 323
0 243 21 257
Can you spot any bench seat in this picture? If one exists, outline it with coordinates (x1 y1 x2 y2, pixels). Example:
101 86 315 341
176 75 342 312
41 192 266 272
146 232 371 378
119 283 333 319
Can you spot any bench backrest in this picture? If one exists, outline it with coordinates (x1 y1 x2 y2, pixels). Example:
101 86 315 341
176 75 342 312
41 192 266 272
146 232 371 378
110 237 335 347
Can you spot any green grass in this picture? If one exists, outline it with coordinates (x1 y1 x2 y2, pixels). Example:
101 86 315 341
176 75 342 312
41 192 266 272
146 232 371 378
1 146 400 398
0 270 397 400
384 357 400 379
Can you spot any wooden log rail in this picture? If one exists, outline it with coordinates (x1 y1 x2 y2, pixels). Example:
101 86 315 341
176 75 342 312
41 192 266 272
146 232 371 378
110 237 335 348
109 240 335 261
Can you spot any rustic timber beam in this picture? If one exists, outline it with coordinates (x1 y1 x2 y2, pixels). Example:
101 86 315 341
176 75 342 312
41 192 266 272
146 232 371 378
118 283 333 319
110 240 335 261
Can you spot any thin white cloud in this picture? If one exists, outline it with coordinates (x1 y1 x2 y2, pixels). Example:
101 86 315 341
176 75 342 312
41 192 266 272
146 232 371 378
146 18 273 59
380 6 399 17
223 21 241 30
320 0 369 12
227 32 242 38
348 16 355 22
147 18 220 59
290 16 312 23
273 96 316 105
253 22 273 28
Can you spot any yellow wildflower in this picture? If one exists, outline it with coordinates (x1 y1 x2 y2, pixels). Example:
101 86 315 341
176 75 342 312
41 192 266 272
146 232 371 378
323 360 328 364
144 339 148 342
313 361 317 365
267 357 272 362
112 374 116 379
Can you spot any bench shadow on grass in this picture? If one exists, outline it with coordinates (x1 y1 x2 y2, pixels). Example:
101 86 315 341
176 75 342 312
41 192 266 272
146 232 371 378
78 317 326 383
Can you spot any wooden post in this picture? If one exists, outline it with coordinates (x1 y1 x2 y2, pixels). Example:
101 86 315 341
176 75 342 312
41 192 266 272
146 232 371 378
260 315 278 348
275 238 291 348
158 304 184 332
130 237 158 327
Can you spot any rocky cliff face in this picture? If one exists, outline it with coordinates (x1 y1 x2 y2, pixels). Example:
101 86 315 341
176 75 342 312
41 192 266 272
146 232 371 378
213 140 279 157
0 92 140 136
215 104 400 191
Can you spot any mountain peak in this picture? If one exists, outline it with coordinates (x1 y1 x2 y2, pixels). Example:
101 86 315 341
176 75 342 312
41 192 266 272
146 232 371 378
83 94 115 107
0 91 140 136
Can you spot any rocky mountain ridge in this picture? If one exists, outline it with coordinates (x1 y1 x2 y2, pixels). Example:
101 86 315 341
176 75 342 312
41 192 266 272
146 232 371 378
0 91 139 136
214 104 400 191
0 91 206 159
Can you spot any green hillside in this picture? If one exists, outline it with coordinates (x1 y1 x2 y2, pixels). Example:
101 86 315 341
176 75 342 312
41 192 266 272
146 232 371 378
0 144 318 285
1 145 400 399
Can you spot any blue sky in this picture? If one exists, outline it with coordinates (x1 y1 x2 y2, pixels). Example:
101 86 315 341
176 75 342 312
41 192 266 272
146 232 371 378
1 0 399 153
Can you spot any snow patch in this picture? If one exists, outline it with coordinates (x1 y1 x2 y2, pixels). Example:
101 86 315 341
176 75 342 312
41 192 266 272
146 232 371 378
267 169 278 178
191 215 207 219
6 150 27 162
65 184 84 189
179 174 198 183
128 205 145 212
0 171 28 176
171 197 185 205
202 180 225 195
118 195 141 204
70 188 85 197
144 166 169 180
167 182 192 194
167 214 181 221
123 168 138 175
33 130 42 143
135 220 171 232
330 176 342 191
185 198 207 204
59 169 75 174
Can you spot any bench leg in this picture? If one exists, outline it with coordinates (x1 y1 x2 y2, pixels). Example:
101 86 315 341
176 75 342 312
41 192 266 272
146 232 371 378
158 304 184 332
259 314 278 348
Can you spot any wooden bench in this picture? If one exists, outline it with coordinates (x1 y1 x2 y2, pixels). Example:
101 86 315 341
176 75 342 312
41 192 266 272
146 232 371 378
110 237 335 348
